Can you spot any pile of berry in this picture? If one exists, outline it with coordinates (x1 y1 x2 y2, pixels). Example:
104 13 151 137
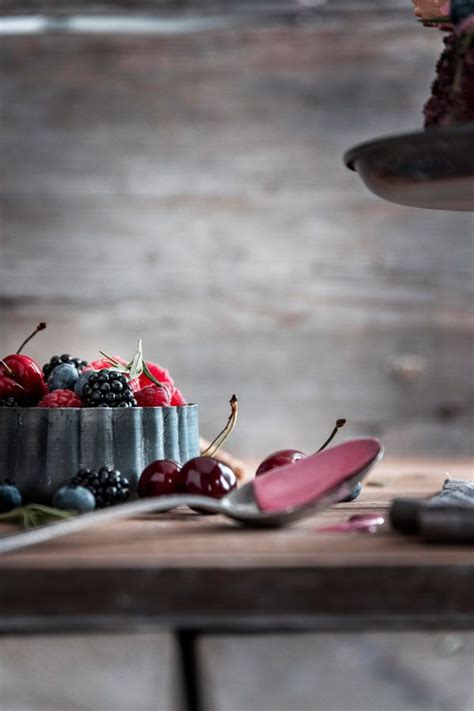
0 468 132 514
53 467 131 511
0 323 187 409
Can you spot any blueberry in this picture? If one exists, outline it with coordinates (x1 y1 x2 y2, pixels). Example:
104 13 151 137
451 0 474 25
74 370 95 397
48 363 79 392
0 483 22 513
53 485 96 512
340 482 363 503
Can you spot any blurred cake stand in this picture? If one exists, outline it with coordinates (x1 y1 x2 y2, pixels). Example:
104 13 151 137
344 123 474 211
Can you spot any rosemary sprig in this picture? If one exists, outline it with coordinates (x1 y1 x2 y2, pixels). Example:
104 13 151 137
0 504 75 530
99 340 164 387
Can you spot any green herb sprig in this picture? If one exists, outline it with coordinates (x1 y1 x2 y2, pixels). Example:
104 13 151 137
100 339 164 388
0 505 75 530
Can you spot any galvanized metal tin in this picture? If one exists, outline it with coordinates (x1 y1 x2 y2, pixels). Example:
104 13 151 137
0 405 199 503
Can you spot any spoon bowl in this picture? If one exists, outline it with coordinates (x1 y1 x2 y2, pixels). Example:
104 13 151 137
0 438 383 554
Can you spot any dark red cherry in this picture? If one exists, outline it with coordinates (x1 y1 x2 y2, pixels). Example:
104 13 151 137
255 419 347 477
0 323 47 404
0 354 45 402
180 456 237 513
255 449 307 477
138 460 182 504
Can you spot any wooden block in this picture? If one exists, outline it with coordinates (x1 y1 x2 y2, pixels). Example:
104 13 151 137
198 632 474 711
0 632 182 711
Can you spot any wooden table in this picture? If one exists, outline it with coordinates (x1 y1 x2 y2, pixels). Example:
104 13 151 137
0 459 472 711
0 459 473 631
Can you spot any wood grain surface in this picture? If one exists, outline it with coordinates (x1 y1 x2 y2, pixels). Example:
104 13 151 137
1 11 473 460
0 460 472 631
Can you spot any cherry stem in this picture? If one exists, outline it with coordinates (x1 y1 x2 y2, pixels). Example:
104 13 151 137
316 418 347 453
16 322 46 355
0 359 14 376
202 395 239 458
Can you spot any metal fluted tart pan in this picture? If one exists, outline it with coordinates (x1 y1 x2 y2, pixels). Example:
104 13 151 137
0 405 200 503
344 124 474 211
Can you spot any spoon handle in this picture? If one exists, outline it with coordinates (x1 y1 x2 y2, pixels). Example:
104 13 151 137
0 495 225 555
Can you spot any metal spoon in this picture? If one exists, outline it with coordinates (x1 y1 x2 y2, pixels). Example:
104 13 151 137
0 438 383 554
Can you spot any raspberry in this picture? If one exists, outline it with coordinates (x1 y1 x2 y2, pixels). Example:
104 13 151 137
86 357 173 393
135 384 172 407
127 376 141 393
86 355 127 371
38 389 82 408
138 361 174 391
170 388 187 406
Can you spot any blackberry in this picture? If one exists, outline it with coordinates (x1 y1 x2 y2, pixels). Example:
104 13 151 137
43 354 88 379
0 397 19 407
82 369 137 408
71 467 130 508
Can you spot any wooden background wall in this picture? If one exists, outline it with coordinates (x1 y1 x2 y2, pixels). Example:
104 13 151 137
1 2 473 459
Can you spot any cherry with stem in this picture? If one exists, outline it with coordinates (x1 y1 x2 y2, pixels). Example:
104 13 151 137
255 418 347 477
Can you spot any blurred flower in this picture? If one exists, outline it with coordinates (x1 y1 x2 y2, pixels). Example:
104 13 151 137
412 0 450 20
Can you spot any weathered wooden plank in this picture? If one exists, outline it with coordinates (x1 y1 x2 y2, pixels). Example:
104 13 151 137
1 564 472 631
198 632 474 711
0 463 472 629
0 632 182 711
0 21 472 458
0 461 472 568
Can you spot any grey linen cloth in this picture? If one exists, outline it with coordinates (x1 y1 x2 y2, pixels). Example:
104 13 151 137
390 478 474 543
430 478 474 507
